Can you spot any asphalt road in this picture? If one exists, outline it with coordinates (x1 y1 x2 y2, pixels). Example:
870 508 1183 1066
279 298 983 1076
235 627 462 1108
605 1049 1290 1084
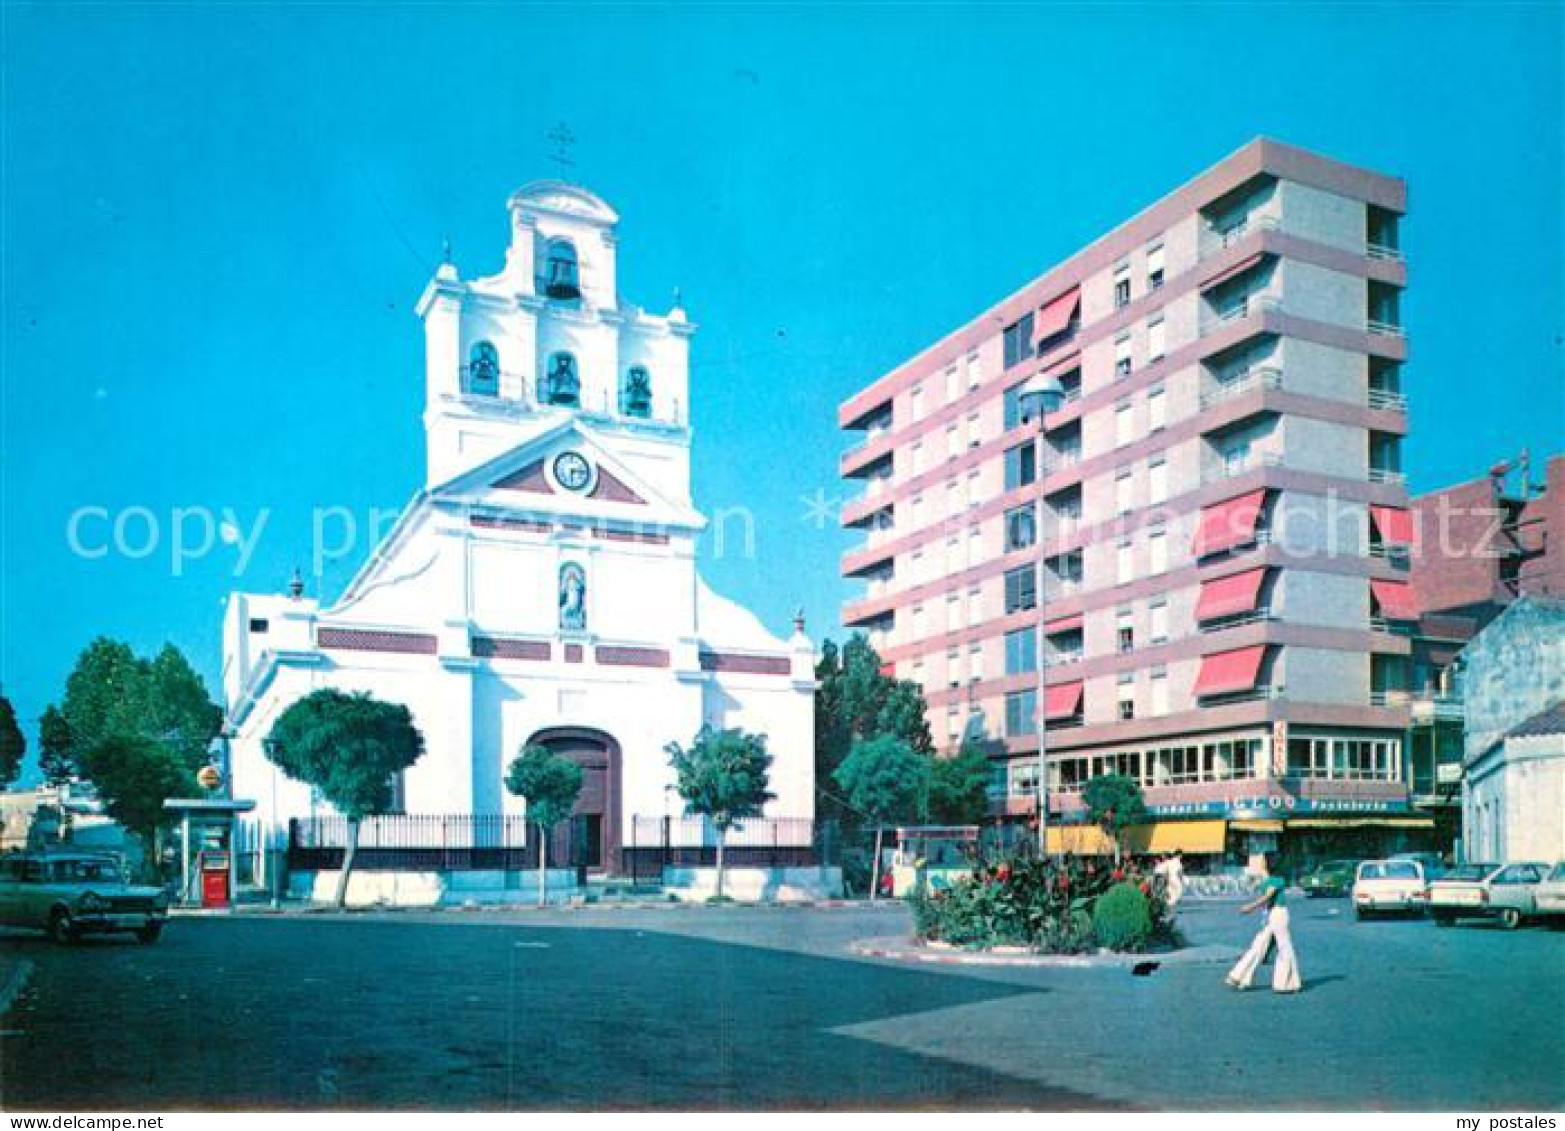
1 898 1560 1111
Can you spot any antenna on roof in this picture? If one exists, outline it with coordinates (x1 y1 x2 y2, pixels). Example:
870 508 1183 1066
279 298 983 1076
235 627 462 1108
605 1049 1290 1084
546 123 577 175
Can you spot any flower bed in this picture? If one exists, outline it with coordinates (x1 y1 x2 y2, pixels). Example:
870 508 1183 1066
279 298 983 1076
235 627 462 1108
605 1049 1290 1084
907 857 1178 954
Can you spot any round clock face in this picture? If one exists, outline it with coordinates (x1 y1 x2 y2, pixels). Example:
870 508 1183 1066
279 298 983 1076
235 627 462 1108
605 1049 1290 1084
552 450 593 492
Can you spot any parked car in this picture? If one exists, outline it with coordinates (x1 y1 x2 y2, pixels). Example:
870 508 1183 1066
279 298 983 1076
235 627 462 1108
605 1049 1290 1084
1389 851 1448 882
1534 862 1565 921
0 851 168 944
1426 863 1500 926
1299 859 1358 898
1426 861 1550 929
1352 858 1426 919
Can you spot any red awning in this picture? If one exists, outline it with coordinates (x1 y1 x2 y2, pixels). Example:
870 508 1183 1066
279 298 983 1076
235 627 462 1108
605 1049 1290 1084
1370 505 1416 547
1195 568 1268 622
1044 681 1084 721
1200 251 1268 292
1044 614 1084 634
879 662 896 678
1371 579 1419 621
1193 646 1268 697
1192 489 1268 557
1032 288 1081 346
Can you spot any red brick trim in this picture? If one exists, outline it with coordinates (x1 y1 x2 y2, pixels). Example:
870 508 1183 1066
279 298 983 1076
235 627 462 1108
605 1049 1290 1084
564 643 585 664
317 628 437 655
472 636 551 661
699 651 792 676
595 645 671 668
471 515 552 534
493 460 553 493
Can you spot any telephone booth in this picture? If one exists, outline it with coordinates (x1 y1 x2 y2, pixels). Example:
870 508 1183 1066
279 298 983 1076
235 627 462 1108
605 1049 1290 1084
163 798 255 910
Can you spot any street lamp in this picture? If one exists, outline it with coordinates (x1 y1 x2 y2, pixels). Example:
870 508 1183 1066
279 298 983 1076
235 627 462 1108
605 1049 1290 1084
1017 369 1066 857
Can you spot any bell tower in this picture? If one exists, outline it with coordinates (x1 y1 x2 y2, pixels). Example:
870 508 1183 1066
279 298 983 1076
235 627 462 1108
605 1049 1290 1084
415 182 693 493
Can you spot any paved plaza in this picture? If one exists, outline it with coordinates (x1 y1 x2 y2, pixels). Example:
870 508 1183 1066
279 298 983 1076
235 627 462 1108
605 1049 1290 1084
2 899 1560 1110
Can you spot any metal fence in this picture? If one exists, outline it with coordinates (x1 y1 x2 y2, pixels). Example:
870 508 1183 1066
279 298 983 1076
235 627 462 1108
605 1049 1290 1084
287 814 556 872
624 815 820 885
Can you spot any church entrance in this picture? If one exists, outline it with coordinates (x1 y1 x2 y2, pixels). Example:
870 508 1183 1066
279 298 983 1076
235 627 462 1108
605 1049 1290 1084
526 727 621 875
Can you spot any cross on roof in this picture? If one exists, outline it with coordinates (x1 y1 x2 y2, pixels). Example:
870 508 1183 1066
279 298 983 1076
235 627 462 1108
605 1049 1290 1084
546 123 576 173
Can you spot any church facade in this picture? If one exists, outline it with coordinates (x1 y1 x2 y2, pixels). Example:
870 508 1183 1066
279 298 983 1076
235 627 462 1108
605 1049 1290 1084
223 181 817 876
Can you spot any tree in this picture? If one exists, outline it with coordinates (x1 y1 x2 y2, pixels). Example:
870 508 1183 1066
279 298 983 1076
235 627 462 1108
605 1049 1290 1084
814 636 934 822
505 744 584 907
0 694 24 789
265 690 425 908
925 739 991 826
79 735 195 876
1081 773 1148 864
38 705 75 786
59 638 221 777
665 726 774 901
833 735 929 899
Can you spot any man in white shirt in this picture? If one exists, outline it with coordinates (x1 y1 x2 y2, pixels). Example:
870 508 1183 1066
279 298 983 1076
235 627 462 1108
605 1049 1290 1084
1154 850 1187 911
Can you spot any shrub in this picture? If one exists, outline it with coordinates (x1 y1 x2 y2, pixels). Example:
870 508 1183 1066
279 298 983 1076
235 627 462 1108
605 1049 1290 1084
1092 882 1153 952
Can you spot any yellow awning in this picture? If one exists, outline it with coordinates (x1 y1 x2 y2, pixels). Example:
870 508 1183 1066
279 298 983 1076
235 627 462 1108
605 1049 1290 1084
1230 819 1286 833
1044 825 1117 856
1124 820 1228 854
1288 817 1436 829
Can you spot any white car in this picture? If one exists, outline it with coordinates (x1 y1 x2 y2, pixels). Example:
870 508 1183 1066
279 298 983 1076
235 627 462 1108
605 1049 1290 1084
1533 862 1565 920
1352 858 1425 919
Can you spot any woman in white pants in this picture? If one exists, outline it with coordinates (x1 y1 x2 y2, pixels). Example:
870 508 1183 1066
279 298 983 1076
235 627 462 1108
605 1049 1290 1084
1226 861 1302 994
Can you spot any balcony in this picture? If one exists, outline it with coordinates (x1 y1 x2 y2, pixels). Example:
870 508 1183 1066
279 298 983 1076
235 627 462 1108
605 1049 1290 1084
1198 684 1283 705
1368 467 1407 485
1366 318 1406 338
1199 214 1280 260
1198 608 1277 634
1365 242 1404 263
1411 693 1464 722
1201 451 1282 485
1200 294 1281 336
1369 689 1415 708
1368 617 1415 637
1367 388 1408 412
1199 365 1283 410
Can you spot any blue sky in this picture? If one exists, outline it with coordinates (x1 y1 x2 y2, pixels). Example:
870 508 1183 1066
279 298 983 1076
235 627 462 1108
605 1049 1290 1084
2 2 1561 774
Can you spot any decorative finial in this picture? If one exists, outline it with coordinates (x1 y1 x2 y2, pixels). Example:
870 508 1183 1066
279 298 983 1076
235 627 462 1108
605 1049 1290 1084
442 236 452 265
792 607 806 635
546 122 577 174
674 286 683 307
288 569 304 600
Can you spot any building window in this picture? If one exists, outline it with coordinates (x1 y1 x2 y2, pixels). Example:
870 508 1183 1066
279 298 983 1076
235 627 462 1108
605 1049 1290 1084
1147 244 1165 291
621 365 653 417
1005 627 1037 675
1118 695 1136 721
966 351 983 390
1150 667 1169 716
1148 386 1167 433
1003 313 1035 369
1005 689 1037 737
910 384 925 421
544 352 580 406
1148 456 1168 504
248 617 269 634
1117 609 1136 653
1004 565 1037 613
542 239 581 299
946 424 961 460
1149 600 1169 643
1005 504 1036 551
945 366 960 403
967 412 982 448
1116 539 1134 585
1115 401 1135 448
467 341 500 395
1148 317 1166 362
1115 469 1134 515
1114 335 1133 378
1113 266 1131 309
1148 527 1168 575
1004 443 1037 490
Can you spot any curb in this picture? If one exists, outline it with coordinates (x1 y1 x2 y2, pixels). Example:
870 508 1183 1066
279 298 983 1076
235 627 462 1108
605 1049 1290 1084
849 936 1240 968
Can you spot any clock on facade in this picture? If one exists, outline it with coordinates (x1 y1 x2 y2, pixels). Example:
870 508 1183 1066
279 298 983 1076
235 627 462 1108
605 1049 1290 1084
552 450 593 492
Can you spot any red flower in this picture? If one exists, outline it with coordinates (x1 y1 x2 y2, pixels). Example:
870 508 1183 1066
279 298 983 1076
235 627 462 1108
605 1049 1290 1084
997 864 1013 883
1112 868 1125 882
1139 881 1152 896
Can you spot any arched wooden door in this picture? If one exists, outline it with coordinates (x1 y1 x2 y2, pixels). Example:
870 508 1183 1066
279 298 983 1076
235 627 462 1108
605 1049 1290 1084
526 727 622 875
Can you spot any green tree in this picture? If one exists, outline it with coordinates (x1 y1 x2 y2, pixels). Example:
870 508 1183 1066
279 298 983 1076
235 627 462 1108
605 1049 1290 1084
1081 773 1148 864
665 726 774 901
38 705 75 786
59 638 221 777
79 735 195 876
925 739 992 826
265 690 425 908
505 744 584 907
814 636 934 822
0 694 24 789
833 735 929 899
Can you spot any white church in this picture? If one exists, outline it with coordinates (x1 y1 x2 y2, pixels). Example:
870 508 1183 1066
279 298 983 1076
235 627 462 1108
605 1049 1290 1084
222 180 818 884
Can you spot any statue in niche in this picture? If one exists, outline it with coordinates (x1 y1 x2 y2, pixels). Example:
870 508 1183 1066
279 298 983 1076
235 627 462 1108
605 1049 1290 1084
559 562 587 631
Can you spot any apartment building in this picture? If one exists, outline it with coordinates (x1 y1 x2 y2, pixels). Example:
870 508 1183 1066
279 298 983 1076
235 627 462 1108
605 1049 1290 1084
838 139 1428 866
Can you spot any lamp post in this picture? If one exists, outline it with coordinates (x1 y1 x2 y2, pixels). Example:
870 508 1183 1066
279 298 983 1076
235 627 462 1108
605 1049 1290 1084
1016 369 1066 857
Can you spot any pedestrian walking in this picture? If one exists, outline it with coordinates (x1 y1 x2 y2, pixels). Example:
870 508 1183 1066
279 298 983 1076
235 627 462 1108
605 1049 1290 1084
1225 855 1301 994
1154 850 1187 911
